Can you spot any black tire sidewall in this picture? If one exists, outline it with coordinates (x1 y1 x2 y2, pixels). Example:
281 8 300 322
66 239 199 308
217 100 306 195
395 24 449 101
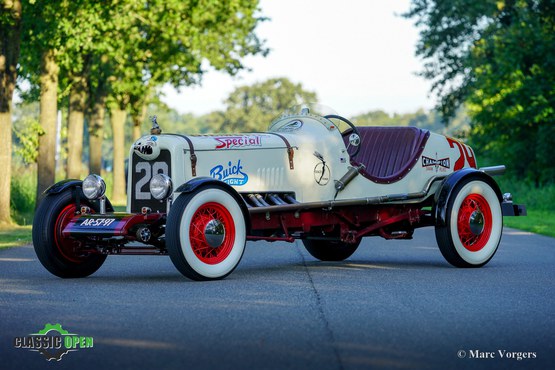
32 189 107 278
302 239 361 261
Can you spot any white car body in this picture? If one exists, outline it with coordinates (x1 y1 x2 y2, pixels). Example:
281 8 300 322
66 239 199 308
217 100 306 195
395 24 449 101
33 106 525 281
128 110 476 210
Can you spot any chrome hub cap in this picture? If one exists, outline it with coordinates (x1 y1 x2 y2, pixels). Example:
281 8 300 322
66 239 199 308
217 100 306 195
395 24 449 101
204 219 226 248
469 210 485 235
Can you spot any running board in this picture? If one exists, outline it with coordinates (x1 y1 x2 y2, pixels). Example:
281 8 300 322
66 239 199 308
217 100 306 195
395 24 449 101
246 191 429 214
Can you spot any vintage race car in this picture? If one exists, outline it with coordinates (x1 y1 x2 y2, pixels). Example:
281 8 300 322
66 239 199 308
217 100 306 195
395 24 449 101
32 105 526 280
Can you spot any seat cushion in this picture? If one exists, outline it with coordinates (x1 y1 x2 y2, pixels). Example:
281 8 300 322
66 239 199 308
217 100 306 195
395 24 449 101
346 126 430 183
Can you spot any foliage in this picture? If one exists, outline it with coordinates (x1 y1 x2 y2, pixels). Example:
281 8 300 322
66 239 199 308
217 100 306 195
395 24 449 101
405 0 555 184
0 0 23 225
497 176 555 213
497 176 555 237
208 77 317 133
352 107 470 138
13 116 42 164
10 163 35 225
144 100 202 135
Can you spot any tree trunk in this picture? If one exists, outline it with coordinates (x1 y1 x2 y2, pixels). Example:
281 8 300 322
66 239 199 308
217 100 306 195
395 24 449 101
0 111 12 224
0 0 22 223
89 93 107 174
111 108 127 204
132 103 147 141
36 49 60 204
66 76 88 179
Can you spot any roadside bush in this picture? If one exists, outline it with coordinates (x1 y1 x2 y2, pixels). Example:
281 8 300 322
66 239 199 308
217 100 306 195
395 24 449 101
496 177 555 213
11 165 37 225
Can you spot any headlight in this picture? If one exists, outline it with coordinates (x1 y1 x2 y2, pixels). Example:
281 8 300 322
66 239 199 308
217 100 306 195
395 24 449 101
150 174 172 200
82 174 106 200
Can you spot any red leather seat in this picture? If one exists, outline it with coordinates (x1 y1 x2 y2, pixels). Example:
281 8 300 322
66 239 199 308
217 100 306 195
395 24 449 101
346 126 430 184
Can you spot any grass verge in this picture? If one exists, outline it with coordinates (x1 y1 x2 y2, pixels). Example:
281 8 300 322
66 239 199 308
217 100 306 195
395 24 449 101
503 210 555 238
0 225 32 249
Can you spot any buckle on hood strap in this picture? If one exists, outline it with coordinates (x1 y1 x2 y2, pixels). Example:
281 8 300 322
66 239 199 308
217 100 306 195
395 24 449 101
268 132 295 170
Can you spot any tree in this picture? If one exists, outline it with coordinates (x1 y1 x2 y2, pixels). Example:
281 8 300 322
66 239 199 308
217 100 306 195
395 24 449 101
124 0 269 139
87 56 110 175
405 0 555 183
105 0 268 202
214 78 317 133
19 1 69 202
17 0 268 205
352 110 400 127
60 2 115 179
0 0 22 224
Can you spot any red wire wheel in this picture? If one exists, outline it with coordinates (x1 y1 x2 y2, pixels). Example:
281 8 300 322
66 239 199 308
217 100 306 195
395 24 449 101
32 189 107 278
434 178 502 268
53 204 83 263
457 194 492 252
189 202 235 265
166 185 247 280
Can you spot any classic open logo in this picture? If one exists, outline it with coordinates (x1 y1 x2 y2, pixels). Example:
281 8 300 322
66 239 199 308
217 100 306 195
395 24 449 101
13 323 94 361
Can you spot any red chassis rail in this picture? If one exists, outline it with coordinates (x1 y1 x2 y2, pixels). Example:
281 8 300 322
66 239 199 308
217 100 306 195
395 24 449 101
60 203 433 255
247 204 433 243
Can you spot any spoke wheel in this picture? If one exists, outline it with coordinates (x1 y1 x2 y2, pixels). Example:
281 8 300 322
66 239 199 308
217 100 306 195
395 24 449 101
435 178 502 267
189 202 235 264
456 194 492 252
166 185 247 281
32 189 107 278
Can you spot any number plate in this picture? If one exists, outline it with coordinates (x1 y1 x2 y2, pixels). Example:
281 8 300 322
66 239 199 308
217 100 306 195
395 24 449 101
130 150 172 213
79 218 116 227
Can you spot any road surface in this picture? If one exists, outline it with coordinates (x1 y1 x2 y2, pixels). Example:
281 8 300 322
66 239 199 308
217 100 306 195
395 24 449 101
0 228 553 369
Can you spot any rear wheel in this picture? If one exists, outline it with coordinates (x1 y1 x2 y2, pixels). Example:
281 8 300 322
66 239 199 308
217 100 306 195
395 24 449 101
435 178 502 267
32 189 107 278
166 185 247 280
302 239 361 261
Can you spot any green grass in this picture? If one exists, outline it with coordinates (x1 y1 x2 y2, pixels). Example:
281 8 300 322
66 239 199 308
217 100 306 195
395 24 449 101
0 225 32 249
503 210 555 237
496 178 555 238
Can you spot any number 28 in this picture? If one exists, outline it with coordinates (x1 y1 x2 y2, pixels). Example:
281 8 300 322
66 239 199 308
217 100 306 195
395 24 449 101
135 161 169 200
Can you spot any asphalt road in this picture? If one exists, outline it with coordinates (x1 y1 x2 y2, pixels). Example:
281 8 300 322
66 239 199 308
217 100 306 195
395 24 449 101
1 228 553 370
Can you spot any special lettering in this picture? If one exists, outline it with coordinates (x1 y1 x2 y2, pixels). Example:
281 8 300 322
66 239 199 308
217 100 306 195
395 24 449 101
214 135 262 150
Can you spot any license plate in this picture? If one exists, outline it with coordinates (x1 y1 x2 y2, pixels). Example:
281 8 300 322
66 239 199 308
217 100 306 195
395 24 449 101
79 218 116 227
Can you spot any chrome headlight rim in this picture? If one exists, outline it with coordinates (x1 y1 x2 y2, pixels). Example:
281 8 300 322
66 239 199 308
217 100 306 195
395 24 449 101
82 174 106 200
150 174 173 200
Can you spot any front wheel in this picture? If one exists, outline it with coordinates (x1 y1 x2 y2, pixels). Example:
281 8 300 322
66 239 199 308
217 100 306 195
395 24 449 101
166 185 247 280
435 178 503 267
32 189 107 278
302 239 361 261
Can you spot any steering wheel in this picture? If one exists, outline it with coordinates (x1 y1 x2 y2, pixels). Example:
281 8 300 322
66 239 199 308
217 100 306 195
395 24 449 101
324 114 362 157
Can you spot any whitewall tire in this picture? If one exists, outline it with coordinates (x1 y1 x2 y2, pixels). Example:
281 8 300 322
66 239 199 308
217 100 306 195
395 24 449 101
166 185 247 280
435 179 503 267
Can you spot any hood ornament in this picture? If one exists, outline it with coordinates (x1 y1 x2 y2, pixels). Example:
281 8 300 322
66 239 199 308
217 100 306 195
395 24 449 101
150 115 161 135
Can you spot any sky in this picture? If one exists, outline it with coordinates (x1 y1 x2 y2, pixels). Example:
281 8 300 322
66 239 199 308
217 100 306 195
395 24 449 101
161 0 434 118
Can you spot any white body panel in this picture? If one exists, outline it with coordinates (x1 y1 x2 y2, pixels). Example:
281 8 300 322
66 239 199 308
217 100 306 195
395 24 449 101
127 113 477 209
